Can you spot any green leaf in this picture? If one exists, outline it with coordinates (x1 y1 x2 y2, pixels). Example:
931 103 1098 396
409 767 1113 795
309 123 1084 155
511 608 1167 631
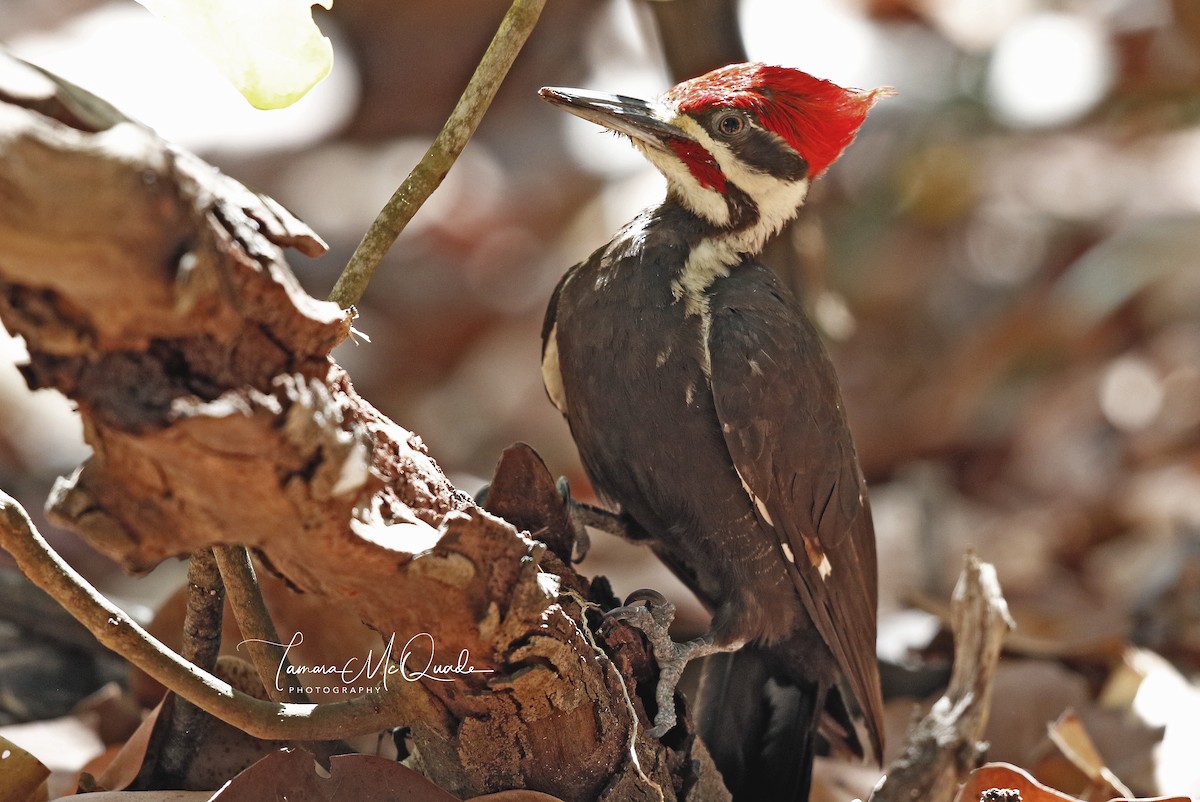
134 0 333 110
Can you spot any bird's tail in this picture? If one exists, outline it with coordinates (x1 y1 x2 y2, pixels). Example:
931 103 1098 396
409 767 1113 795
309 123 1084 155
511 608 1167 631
694 646 823 802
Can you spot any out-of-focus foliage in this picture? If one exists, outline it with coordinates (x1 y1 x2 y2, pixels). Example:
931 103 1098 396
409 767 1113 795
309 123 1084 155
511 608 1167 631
133 0 333 109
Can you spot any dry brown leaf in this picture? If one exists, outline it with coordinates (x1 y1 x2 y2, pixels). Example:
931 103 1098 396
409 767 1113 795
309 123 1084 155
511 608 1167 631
986 660 1090 768
0 715 106 798
78 747 124 792
469 792 569 801
92 699 165 792
58 793 212 801
209 747 460 802
0 734 50 802
94 686 325 792
1046 710 1133 801
955 762 1195 802
956 763 1098 802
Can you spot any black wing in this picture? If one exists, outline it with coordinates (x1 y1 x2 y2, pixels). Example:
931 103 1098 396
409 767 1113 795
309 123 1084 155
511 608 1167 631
708 265 884 760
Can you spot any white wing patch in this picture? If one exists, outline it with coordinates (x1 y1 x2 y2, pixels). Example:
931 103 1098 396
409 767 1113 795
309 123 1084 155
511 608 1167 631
798 534 833 578
542 323 567 414
781 542 796 564
735 466 774 527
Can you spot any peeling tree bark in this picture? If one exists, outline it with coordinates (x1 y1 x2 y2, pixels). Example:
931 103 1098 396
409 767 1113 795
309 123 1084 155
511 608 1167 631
0 53 728 802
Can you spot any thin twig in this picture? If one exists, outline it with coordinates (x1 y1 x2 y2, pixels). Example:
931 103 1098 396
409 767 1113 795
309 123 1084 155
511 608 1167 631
327 0 548 308
155 548 225 786
211 544 309 704
0 489 402 741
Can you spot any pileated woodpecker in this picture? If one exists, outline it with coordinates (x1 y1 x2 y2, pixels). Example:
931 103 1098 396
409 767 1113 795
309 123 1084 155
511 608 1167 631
539 63 888 800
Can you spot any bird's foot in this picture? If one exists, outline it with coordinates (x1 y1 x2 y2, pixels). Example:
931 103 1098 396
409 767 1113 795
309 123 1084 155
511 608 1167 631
555 478 653 552
554 477 591 562
609 589 734 737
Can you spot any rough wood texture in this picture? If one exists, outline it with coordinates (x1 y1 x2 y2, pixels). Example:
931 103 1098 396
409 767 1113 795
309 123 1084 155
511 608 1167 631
870 554 1015 802
0 52 726 801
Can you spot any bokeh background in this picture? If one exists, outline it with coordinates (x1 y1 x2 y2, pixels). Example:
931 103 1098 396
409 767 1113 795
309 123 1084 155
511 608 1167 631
3 0 1200 796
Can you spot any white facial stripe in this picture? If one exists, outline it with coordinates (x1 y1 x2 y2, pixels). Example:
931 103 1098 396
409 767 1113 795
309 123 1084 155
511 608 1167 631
668 112 811 254
635 140 730 227
733 172 810 253
707 135 810 252
649 109 813 373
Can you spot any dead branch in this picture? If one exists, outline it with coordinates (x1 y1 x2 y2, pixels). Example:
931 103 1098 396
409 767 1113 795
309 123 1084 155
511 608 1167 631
0 489 403 740
0 51 723 801
211 544 309 705
870 553 1015 802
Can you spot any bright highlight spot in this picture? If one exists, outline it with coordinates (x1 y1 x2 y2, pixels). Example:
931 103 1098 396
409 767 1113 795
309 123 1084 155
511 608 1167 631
135 0 333 109
922 0 1033 51
988 12 1114 128
1099 356 1163 431
10 3 356 153
740 0 882 89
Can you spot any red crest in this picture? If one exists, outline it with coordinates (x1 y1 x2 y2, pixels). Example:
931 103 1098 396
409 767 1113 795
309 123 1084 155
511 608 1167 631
666 62 890 179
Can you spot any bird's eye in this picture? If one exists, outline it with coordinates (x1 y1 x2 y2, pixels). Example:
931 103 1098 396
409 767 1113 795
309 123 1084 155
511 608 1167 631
716 113 745 136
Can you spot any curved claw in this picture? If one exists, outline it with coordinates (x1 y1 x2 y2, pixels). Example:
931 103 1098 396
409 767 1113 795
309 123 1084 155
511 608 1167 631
555 475 572 503
554 476 591 563
623 587 668 607
609 589 676 632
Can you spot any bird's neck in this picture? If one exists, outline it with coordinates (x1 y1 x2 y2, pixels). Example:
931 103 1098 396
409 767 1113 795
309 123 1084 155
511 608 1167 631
653 182 805 318
666 173 810 268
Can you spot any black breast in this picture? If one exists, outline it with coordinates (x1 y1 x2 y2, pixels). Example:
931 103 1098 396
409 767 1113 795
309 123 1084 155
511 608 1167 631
552 205 718 526
545 202 799 644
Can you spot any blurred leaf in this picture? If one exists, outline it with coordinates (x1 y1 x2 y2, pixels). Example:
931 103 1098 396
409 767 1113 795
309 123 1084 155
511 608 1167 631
134 0 333 109
0 734 50 801
1054 218 1200 326
954 762 1192 802
62 792 212 801
957 763 1078 802
92 699 165 792
210 748 460 802
0 715 105 796
1046 710 1133 801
